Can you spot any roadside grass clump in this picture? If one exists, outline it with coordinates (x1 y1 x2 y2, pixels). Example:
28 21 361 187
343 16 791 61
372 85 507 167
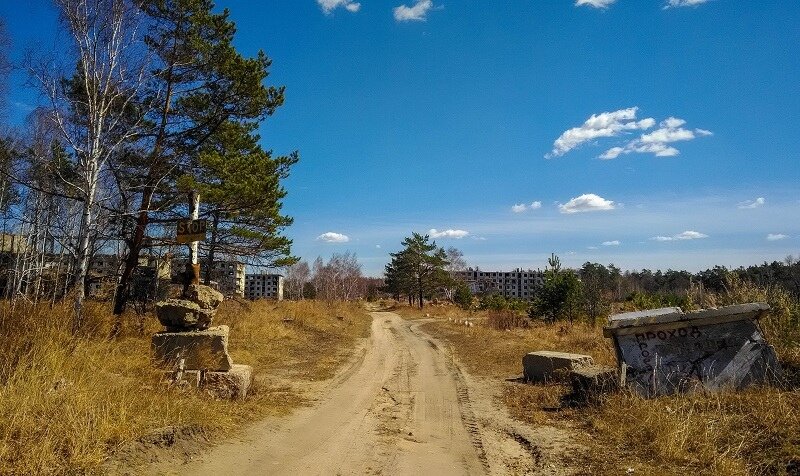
584 386 800 475
0 298 370 475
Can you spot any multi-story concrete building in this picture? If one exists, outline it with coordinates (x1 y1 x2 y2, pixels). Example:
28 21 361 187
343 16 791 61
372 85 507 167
452 268 545 300
88 254 172 298
244 273 284 301
173 259 246 296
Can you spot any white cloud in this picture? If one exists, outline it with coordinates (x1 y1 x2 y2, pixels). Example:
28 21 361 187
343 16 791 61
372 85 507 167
317 0 361 14
559 193 616 214
640 125 695 144
429 228 469 239
393 0 433 21
675 230 708 240
599 116 711 160
587 246 599 250
602 240 621 246
317 232 350 243
738 197 765 209
664 0 711 9
651 230 709 242
575 0 616 8
511 201 542 213
375 244 382 249
767 233 789 241
548 107 655 157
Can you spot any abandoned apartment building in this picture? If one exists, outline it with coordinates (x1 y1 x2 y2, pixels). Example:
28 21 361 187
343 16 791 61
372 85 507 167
0 233 284 301
452 268 546 299
244 272 284 301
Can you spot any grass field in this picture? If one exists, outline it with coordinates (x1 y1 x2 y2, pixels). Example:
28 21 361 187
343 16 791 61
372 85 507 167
397 302 800 475
0 298 370 475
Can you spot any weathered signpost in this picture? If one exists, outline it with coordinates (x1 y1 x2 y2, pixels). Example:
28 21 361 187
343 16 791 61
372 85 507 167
604 303 781 397
176 191 206 286
150 192 253 399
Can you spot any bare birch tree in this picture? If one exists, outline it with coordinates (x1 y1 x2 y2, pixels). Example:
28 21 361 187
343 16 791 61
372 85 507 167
285 260 310 300
29 0 146 329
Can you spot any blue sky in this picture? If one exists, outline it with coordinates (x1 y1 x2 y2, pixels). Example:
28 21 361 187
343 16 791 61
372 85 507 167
2 0 799 276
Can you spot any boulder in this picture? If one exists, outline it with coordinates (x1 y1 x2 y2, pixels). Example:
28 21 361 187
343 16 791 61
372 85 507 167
185 284 224 310
151 325 233 371
155 299 215 331
202 364 253 399
523 351 594 382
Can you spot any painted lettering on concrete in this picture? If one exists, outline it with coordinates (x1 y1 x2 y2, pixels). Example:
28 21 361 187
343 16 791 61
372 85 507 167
606 304 780 397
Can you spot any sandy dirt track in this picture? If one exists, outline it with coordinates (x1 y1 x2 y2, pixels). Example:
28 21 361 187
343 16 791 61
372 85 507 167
175 312 487 475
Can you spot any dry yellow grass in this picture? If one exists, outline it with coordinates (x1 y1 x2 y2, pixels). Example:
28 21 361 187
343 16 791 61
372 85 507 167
0 298 370 475
404 302 800 475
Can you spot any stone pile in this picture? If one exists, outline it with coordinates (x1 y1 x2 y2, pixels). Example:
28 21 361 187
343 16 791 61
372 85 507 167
152 284 253 399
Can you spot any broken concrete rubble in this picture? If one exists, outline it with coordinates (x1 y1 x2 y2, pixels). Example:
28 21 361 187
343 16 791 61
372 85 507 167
522 351 594 382
604 303 781 398
167 364 254 399
155 299 215 331
203 364 253 399
151 284 252 400
154 285 224 331
185 284 224 310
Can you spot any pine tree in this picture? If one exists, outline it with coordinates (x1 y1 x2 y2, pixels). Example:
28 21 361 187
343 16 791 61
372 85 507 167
113 0 287 316
177 120 298 281
532 253 583 323
385 233 449 309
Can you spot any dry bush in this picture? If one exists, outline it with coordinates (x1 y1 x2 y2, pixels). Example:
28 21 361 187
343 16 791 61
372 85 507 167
715 274 800 369
0 298 370 474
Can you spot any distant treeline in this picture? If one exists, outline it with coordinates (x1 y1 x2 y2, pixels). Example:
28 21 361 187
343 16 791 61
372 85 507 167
582 258 800 300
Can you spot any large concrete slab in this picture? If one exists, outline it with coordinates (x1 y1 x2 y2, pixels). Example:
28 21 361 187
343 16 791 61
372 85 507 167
522 351 594 382
604 303 770 336
605 303 781 397
152 325 233 371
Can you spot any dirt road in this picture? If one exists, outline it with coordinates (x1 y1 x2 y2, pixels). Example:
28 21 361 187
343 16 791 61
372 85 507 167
176 312 487 475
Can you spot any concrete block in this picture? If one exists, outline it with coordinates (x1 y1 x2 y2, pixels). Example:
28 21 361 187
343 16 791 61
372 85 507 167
185 284 224 310
152 326 233 371
570 365 619 403
523 351 594 382
202 364 253 400
605 303 781 397
155 298 215 331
